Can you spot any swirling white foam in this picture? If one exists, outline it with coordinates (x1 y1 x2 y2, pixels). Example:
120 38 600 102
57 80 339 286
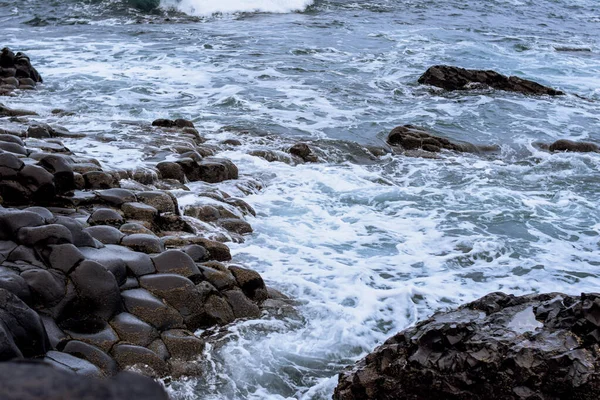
160 0 314 15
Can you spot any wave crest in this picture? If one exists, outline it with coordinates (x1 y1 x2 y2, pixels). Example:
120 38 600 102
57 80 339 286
160 0 314 16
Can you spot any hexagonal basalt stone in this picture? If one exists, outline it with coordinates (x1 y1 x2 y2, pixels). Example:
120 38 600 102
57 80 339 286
198 263 237 291
156 161 185 183
228 265 268 302
69 260 122 322
84 226 125 245
121 202 158 222
218 218 253 235
161 329 204 361
151 250 200 278
119 222 154 235
139 274 204 330
43 350 104 378
111 343 169 378
121 288 184 331
84 171 118 190
182 244 210 262
0 267 31 303
202 294 235 326
62 340 119 377
21 268 66 308
109 312 159 347
80 245 155 277
65 324 120 353
223 290 261 319
0 288 50 358
42 244 84 274
17 224 73 246
87 208 124 227
96 188 137 206
121 234 164 254
137 191 177 214
0 210 45 240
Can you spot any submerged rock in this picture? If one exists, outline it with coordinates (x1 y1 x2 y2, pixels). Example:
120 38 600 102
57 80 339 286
418 65 564 95
334 292 600 400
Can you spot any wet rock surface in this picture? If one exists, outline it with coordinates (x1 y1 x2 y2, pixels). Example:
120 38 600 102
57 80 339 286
334 292 600 400
0 49 280 393
418 65 564 95
387 125 498 155
0 47 42 96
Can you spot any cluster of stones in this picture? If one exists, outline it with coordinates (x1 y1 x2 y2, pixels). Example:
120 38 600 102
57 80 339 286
0 48 42 96
418 65 565 96
335 292 600 399
0 132 273 380
0 50 278 387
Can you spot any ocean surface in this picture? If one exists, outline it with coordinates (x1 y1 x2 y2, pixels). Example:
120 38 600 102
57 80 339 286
2 0 600 398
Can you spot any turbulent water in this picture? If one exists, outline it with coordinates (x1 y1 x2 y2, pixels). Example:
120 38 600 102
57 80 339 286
2 0 600 398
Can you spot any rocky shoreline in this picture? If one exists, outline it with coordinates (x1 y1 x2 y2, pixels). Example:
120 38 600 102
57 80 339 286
0 48 300 398
1 46 598 399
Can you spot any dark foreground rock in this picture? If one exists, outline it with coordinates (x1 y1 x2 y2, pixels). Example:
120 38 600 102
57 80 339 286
0 361 168 400
418 65 564 96
387 125 498 155
335 292 600 400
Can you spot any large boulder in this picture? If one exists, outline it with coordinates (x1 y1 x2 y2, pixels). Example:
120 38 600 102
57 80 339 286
334 292 600 400
418 65 564 95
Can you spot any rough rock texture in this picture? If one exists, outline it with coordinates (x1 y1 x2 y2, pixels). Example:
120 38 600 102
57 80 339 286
334 292 600 400
418 65 564 95
387 125 497 154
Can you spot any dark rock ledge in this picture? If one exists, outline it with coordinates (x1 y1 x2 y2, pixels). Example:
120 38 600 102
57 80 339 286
418 65 564 96
334 292 600 400
0 48 293 398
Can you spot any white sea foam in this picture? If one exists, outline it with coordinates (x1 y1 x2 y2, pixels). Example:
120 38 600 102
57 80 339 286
160 0 314 16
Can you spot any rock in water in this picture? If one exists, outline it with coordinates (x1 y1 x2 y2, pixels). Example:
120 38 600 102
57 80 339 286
418 65 564 95
334 292 600 400
126 0 161 12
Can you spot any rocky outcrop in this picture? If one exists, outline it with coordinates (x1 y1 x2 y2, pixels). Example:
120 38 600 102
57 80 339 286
0 48 42 95
387 125 497 155
334 292 600 400
418 65 564 96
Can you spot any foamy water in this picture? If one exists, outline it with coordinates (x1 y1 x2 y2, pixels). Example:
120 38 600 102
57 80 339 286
161 0 314 16
1 0 600 398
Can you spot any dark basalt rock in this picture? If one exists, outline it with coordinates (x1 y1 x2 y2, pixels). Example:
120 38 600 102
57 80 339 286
334 292 600 400
418 65 564 95
43 350 103 377
0 361 169 400
109 312 159 348
0 288 50 358
549 139 599 153
156 161 185 183
62 340 119 377
387 125 486 154
151 249 200 278
152 118 194 128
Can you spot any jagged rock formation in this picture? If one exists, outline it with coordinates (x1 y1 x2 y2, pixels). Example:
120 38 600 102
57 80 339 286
418 65 564 96
387 125 498 155
334 292 600 400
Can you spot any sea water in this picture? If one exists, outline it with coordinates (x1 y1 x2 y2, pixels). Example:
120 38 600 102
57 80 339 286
1 0 599 398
